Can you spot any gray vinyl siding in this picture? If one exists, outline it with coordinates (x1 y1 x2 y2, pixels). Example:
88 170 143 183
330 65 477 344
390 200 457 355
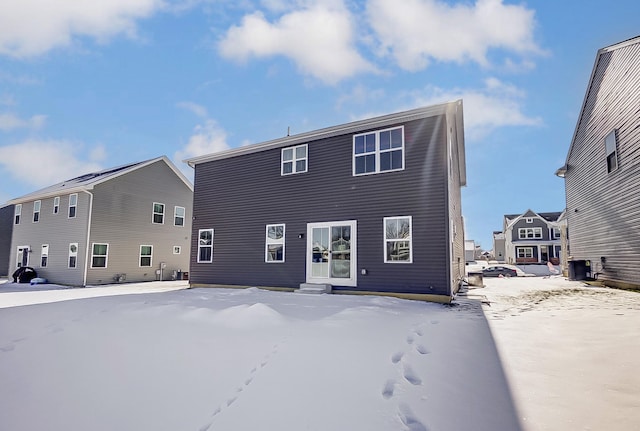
9 193 90 285
564 39 640 284
0 205 14 276
446 114 465 293
511 218 551 241
87 160 192 285
191 115 453 296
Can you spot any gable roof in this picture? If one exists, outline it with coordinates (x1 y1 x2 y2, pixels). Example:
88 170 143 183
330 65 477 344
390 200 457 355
557 35 640 176
8 155 193 204
504 209 564 229
185 100 466 186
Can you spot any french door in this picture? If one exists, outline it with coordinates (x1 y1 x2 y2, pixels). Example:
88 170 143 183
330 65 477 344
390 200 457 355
306 220 357 287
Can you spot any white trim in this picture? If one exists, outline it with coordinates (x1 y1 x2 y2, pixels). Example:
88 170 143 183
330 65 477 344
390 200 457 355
516 247 534 259
14 203 21 224
139 245 153 267
82 190 94 284
525 217 533 223
40 244 49 268
306 220 357 287
265 224 286 263
32 200 41 223
353 126 405 176
197 229 214 263
16 245 30 268
68 243 79 269
383 216 413 263
153 202 165 224
90 243 109 268
174 206 185 227
281 144 308 176
173 246 181 255
68 193 78 218
53 196 60 214
518 227 542 239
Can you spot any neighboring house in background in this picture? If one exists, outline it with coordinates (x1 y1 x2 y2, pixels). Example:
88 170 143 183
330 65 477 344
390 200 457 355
556 35 640 288
501 209 566 265
492 231 506 262
0 204 14 276
186 101 466 303
7 156 193 286
464 240 475 262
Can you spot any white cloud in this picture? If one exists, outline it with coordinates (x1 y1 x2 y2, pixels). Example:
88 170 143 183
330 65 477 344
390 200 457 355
0 0 164 58
0 140 104 188
218 2 375 84
174 119 230 162
366 0 542 71
0 113 47 131
176 101 208 118
412 78 542 139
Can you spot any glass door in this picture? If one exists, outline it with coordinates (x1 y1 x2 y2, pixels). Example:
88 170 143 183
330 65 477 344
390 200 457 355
307 221 357 287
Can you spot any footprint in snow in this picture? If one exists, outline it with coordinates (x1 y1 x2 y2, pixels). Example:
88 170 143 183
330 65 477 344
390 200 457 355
398 403 429 431
391 351 404 364
382 380 396 399
402 363 422 386
415 344 430 355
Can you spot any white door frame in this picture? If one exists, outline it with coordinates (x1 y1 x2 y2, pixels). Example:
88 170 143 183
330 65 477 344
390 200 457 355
306 220 357 287
16 245 30 268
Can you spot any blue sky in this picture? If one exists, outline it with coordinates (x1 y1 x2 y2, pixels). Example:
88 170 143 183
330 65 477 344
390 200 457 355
0 0 638 249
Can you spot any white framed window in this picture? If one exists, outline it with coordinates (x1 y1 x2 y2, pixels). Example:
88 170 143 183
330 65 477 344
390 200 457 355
517 247 534 258
91 243 109 268
173 246 181 255
41 244 49 267
139 245 153 267
281 144 308 175
518 227 542 239
384 216 412 263
198 229 214 263
53 196 60 214
174 206 185 227
265 224 285 263
33 200 41 223
69 243 78 269
14 204 21 224
551 228 561 239
353 126 404 176
153 202 165 224
605 130 618 173
68 193 78 218
16 246 30 268
525 217 533 223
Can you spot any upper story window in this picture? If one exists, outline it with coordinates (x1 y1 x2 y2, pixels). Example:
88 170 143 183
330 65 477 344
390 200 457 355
353 126 404 176
68 193 78 218
605 130 618 173
174 206 185 227
265 224 285 263
384 216 412 263
525 217 533 223
53 196 60 214
153 202 165 224
518 227 542 239
33 200 41 223
14 204 21 224
198 229 214 263
551 228 561 239
281 144 308 175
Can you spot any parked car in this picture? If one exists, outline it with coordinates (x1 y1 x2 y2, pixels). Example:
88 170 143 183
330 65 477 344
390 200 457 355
482 266 518 277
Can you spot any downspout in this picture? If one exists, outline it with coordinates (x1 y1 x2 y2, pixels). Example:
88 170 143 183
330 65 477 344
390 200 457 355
82 190 94 287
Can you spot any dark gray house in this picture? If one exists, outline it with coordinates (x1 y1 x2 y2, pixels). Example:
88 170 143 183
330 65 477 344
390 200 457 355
7 156 193 286
186 101 466 303
0 204 14 277
556 35 640 288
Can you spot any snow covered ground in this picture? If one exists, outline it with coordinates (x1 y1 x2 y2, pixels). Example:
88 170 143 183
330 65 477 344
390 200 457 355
0 277 638 430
